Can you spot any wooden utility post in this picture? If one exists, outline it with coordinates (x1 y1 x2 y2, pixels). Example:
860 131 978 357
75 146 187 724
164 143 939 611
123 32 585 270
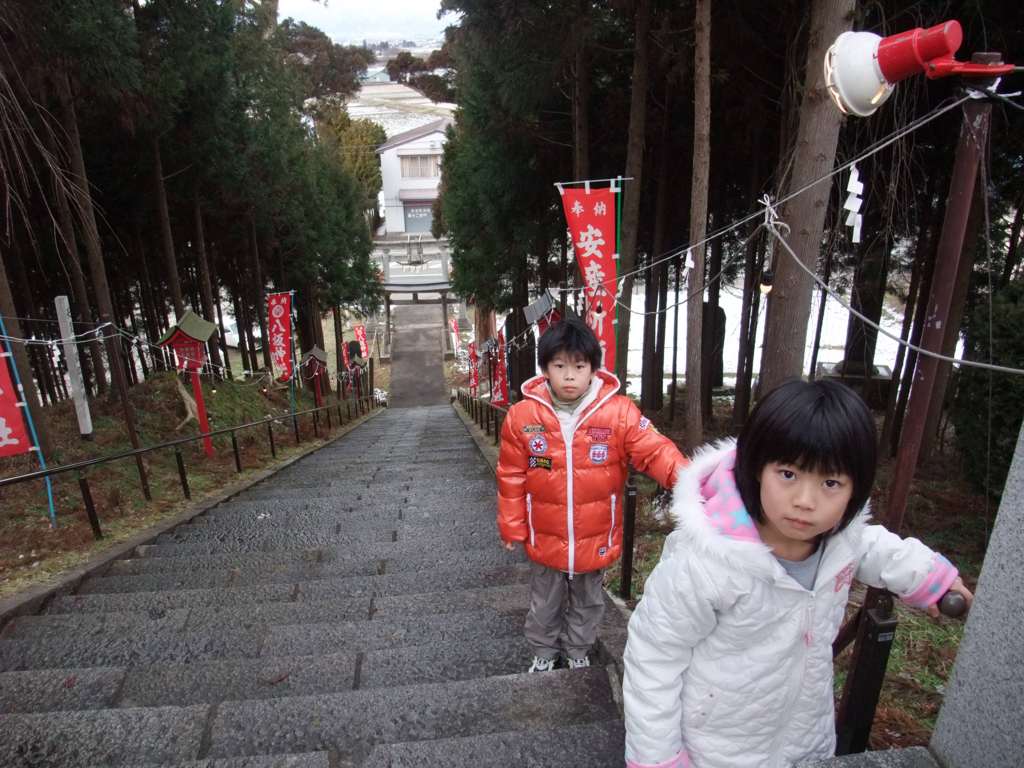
836 55 998 754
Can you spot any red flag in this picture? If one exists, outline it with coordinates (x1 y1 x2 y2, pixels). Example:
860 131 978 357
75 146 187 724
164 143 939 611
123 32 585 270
536 308 562 336
492 331 509 406
267 292 293 382
354 325 369 359
0 353 32 458
468 341 479 396
340 331 351 368
559 185 618 369
449 318 461 355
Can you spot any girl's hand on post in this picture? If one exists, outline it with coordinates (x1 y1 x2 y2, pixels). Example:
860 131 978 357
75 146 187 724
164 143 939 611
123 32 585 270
502 539 517 551
927 577 974 618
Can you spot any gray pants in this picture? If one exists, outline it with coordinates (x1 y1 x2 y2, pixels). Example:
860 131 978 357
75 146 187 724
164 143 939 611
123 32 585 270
524 561 606 661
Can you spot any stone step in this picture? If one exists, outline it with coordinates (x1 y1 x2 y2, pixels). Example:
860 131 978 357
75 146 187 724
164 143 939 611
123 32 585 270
204 668 618 764
80 546 518 595
1 635 531 712
363 719 626 768
109 545 521 580
230 480 493 502
0 703 210 766
147 520 495 554
0 608 524 672
16 582 531 643
90 754 332 768
194 500 492 525
260 608 525 658
47 565 530 615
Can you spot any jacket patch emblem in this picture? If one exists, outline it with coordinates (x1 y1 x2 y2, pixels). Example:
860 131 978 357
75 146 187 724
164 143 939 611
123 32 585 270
834 563 855 592
528 435 549 455
598 546 608 556
589 443 609 464
522 424 546 433
638 416 652 431
528 456 552 470
586 426 612 441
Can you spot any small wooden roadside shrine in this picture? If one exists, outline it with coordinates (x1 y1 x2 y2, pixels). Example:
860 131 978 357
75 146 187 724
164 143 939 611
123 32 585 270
158 310 217 457
301 346 328 407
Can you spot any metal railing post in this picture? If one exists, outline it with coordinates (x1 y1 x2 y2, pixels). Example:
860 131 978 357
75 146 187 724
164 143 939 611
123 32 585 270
313 411 319 438
77 473 103 540
834 594 899 754
231 432 242 472
174 448 191 499
326 405 332 430
267 420 277 458
293 412 301 444
619 479 638 601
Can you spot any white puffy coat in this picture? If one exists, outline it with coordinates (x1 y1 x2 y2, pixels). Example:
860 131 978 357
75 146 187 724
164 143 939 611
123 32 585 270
623 440 959 768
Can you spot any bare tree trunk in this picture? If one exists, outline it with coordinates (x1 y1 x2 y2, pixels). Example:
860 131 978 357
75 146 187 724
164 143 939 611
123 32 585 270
572 0 590 182
152 136 184 319
55 70 144 458
684 0 711 449
759 0 855 393
613 0 651 385
249 215 272 369
642 99 672 414
46 130 105 395
1000 192 1023 288
192 189 223 371
209 248 232 380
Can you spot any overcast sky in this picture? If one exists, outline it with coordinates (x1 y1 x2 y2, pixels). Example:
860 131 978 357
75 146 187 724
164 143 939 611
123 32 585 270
277 0 456 44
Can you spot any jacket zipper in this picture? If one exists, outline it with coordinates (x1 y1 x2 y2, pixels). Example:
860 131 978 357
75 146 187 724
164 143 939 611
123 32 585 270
522 375 619 580
608 493 617 548
526 493 535 546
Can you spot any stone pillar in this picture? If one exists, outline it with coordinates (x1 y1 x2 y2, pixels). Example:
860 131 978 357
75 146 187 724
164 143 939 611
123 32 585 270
806 419 1024 767
929 419 1024 767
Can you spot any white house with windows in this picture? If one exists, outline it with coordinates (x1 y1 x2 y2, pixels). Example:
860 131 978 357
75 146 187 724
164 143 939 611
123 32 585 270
376 117 452 235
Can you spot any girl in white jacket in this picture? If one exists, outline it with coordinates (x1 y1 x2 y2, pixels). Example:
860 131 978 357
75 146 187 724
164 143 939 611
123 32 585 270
622 379 973 768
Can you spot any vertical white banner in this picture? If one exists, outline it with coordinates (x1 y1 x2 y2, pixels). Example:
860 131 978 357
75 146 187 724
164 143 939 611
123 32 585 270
55 295 93 439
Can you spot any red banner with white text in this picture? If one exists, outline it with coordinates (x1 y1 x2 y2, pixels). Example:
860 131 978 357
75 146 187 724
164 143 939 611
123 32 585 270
354 325 369 359
468 341 479 396
492 331 509 406
0 353 31 457
559 185 618 369
267 292 293 382
450 318 461 355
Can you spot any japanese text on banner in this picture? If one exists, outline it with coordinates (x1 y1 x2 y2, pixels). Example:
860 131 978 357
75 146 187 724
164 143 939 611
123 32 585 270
0 354 31 458
492 331 509 406
267 292 293 382
559 186 617 369
468 341 479 395
354 325 369 359
450 318 461 355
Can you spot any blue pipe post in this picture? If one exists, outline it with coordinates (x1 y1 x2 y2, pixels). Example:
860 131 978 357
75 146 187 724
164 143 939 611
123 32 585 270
0 314 57 527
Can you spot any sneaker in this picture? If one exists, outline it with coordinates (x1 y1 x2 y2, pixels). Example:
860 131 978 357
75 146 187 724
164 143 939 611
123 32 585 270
528 656 557 673
566 656 591 669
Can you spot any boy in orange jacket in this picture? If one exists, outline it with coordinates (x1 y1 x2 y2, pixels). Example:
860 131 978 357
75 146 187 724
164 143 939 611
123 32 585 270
497 318 687 672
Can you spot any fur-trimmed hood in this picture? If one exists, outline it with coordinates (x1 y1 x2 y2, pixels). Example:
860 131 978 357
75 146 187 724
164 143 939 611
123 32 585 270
668 438 872 585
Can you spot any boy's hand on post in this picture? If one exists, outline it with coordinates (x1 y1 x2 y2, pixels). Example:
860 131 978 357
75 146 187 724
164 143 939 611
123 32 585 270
927 577 974 618
502 539 517 551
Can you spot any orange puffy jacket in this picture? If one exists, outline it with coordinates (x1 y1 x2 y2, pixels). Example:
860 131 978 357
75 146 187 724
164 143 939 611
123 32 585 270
497 370 687 574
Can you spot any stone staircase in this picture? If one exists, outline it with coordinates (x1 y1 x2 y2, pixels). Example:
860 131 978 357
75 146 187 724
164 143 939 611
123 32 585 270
0 406 627 767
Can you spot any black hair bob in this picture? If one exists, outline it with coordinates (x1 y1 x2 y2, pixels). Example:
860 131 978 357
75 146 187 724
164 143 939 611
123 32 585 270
735 379 877 533
537 317 604 372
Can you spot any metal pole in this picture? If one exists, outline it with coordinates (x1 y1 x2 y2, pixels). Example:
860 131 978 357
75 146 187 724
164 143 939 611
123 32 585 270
619 479 638 600
230 431 242 472
77 473 103 540
174 448 191 499
808 249 834 380
267 420 276 458
836 58 998 752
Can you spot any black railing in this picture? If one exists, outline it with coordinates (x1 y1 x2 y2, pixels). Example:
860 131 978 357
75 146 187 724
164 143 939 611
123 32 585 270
456 388 508 446
0 393 385 541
